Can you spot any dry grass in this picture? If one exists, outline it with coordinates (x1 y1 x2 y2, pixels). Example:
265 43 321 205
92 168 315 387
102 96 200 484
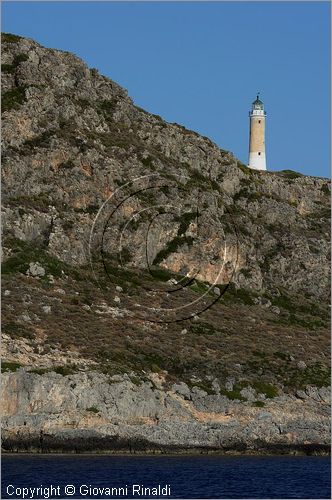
2 249 330 394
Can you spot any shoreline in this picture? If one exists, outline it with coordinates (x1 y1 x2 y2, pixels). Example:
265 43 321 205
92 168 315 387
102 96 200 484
2 444 331 457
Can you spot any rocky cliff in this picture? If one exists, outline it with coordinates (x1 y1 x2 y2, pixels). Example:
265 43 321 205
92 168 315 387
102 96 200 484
1 33 330 454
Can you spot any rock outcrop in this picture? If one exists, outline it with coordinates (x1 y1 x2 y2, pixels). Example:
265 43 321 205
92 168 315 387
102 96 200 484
2 369 330 454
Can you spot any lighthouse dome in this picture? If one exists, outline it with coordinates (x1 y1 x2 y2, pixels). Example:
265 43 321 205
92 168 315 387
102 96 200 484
252 95 264 110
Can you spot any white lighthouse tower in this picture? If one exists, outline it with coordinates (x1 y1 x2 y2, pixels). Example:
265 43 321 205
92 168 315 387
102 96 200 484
248 94 267 171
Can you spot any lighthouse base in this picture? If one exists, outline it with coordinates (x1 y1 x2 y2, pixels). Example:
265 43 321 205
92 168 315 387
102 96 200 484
248 152 266 171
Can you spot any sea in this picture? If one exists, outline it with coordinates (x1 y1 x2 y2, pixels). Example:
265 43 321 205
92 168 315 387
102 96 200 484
1 455 330 499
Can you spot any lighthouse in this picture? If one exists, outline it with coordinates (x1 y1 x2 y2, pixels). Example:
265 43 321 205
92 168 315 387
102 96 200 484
248 94 267 171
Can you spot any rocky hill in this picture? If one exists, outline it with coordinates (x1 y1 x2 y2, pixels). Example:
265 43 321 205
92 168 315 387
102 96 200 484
1 33 330 454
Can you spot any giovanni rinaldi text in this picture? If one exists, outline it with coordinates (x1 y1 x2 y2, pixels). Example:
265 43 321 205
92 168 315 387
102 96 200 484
6 484 172 498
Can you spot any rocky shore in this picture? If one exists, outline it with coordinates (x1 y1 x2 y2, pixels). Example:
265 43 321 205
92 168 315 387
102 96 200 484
2 369 330 455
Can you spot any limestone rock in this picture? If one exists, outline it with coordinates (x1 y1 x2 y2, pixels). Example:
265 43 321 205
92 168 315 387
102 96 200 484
27 262 45 278
172 382 191 400
240 386 257 402
1 369 330 453
297 361 307 370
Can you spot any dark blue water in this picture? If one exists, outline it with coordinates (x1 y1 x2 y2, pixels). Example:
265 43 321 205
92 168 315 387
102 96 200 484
1 455 330 499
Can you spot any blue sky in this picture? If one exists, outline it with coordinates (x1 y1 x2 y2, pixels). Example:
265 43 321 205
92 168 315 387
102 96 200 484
2 1 330 178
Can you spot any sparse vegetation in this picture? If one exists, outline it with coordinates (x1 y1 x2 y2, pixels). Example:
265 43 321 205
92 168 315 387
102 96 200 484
321 183 330 196
59 160 75 169
29 366 76 376
86 406 100 413
6 192 52 211
141 156 154 167
2 33 22 43
175 211 197 236
2 86 28 112
153 235 194 265
2 361 22 372
2 321 34 340
2 241 329 393
236 161 252 175
220 284 257 306
252 401 265 407
2 53 29 74
234 188 263 203
252 381 278 398
280 170 303 180
2 238 80 280
99 99 117 116
74 204 99 214
220 382 247 401
2 64 15 74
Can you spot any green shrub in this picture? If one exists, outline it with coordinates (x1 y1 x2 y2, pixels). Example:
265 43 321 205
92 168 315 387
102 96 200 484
274 351 289 360
2 86 27 111
252 350 267 358
77 98 90 108
2 321 34 340
153 235 194 265
62 220 75 231
190 321 217 336
299 362 329 389
175 211 197 236
271 293 295 312
86 406 100 413
59 160 75 169
149 267 178 282
252 401 265 407
186 168 208 188
321 183 330 196
2 238 75 279
234 188 262 203
30 365 76 376
13 53 29 65
29 367 51 375
1 64 15 74
74 204 99 214
221 284 256 305
130 375 143 385
135 189 156 205
2 33 22 43
222 389 246 401
1 361 22 372
190 381 215 395
252 381 278 398
150 363 162 373
117 247 132 265
6 192 52 212
236 161 251 174
190 280 210 295
22 130 54 149
280 170 303 179
141 156 154 167
99 99 117 116
99 260 141 289
152 113 163 122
